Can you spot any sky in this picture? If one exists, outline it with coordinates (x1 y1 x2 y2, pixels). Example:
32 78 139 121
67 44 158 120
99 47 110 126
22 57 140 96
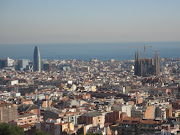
0 0 180 44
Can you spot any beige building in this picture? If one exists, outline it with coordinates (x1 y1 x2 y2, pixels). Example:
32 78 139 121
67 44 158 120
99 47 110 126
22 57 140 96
16 113 43 126
144 105 155 119
0 103 17 123
78 111 104 127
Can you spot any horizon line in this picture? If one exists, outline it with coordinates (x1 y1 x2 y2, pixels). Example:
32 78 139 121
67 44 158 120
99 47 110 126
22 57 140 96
0 41 180 45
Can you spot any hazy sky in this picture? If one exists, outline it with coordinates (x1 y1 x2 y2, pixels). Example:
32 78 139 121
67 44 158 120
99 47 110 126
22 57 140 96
0 0 180 44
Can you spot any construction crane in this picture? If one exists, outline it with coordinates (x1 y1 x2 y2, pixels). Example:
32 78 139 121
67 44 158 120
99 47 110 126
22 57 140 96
128 44 152 59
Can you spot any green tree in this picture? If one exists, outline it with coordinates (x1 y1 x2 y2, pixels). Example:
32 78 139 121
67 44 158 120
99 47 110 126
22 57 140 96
0 123 24 135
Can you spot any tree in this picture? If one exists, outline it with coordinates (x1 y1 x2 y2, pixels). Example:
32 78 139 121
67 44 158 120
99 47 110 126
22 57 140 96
0 123 24 135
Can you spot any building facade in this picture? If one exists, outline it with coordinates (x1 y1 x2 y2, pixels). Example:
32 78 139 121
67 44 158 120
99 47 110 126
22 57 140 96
0 103 17 123
110 117 162 135
0 57 14 68
17 59 29 71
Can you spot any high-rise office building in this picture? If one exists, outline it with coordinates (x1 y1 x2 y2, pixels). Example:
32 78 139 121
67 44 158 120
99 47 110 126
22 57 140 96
33 46 41 72
0 57 14 68
17 59 29 71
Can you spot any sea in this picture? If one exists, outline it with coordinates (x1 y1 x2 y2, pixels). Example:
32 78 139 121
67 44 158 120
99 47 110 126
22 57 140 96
0 42 179 61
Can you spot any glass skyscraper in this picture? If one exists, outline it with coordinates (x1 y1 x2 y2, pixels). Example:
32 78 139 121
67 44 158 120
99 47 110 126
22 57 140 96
33 46 41 72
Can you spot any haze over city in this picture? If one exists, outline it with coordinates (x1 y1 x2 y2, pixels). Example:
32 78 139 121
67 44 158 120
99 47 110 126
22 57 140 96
0 0 180 44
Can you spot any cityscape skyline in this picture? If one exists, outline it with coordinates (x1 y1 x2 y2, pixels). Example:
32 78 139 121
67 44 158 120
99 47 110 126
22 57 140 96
0 46 179 134
0 1 180 134
0 42 179 61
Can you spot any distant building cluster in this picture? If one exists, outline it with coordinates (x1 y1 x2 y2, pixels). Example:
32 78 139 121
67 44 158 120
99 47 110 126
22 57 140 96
0 46 52 72
0 46 179 135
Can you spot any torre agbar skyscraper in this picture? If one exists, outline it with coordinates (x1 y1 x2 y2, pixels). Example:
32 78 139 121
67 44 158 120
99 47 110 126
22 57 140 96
33 46 41 72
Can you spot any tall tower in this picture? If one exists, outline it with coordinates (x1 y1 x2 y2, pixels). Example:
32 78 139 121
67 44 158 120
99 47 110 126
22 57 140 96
154 51 160 76
33 46 41 72
134 50 141 76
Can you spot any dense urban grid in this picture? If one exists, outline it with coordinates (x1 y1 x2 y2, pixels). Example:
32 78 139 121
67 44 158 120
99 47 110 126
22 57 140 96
0 46 180 135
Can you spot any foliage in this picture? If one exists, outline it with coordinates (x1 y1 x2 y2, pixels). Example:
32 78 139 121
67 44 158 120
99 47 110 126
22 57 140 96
0 122 24 135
